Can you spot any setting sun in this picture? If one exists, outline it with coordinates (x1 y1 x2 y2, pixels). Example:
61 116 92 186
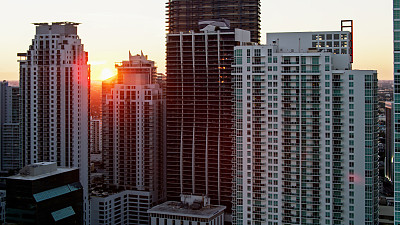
100 68 114 80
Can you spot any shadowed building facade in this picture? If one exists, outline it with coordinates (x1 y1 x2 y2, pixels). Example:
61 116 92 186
165 25 250 216
0 81 22 172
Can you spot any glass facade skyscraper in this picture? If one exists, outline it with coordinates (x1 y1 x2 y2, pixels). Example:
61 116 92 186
394 0 400 223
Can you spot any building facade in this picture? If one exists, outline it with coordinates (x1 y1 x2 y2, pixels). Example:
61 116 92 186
91 190 153 225
0 81 22 172
18 22 90 223
97 52 165 224
166 0 260 42
166 25 250 215
6 162 83 225
394 0 400 224
386 102 394 182
90 118 102 162
0 190 5 224
232 30 379 225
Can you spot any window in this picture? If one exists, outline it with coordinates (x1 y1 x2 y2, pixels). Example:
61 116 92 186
395 53 400 62
395 10 400 19
235 49 243 57
236 57 242 65
325 56 330 63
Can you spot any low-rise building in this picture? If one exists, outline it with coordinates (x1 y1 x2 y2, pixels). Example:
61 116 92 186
6 162 83 225
148 195 225 225
91 190 153 225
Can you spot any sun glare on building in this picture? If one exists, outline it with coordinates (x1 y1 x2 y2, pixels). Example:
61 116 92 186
101 68 114 80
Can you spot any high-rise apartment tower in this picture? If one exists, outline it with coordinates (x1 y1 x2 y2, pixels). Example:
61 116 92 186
233 29 379 225
166 23 250 216
0 81 22 172
94 52 165 224
18 22 90 223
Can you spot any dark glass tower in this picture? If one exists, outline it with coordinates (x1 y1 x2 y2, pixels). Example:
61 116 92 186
165 27 250 215
166 0 261 42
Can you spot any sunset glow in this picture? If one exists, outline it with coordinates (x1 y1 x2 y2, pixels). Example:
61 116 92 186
100 68 114 80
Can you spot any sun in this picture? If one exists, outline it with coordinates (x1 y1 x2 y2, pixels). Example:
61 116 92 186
101 68 114 80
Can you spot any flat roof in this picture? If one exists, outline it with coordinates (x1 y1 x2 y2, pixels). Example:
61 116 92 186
8 167 77 181
33 22 80 26
148 201 225 219
267 31 350 34
380 205 394 217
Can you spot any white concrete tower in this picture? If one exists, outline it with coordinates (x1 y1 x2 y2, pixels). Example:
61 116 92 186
18 22 90 224
232 28 379 225
94 52 165 224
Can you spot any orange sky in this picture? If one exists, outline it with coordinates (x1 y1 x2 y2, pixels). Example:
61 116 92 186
0 0 394 81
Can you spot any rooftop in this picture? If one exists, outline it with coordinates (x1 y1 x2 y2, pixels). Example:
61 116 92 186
33 22 80 26
148 201 225 219
8 162 77 181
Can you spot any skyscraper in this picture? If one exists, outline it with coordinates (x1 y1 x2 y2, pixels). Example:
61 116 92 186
93 52 165 224
0 81 22 172
18 22 90 223
233 29 379 224
166 0 261 42
394 0 400 223
166 22 250 216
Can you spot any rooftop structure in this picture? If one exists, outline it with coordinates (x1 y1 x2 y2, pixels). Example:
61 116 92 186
166 0 260 42
148 195 225 224
115 51 157 85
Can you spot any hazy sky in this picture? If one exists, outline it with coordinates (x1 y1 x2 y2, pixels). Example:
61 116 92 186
0 0 393 81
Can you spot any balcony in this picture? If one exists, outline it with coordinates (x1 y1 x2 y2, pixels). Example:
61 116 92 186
282 70 300 74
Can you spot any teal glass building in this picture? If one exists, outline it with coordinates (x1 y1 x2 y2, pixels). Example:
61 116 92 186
394 0 400 224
